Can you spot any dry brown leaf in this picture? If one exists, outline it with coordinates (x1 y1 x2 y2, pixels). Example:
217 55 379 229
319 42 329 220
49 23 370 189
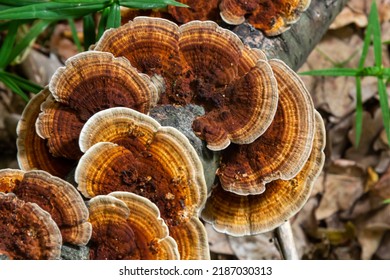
375 231 390 259
355 204 390 259
228 233 281 260
330 0 390 29
315 160 365 220
291 197 320 258
205 224 234 256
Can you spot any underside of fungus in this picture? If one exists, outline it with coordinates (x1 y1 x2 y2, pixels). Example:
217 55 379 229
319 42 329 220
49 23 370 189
94 17 278 150
0 192 62 260
75 107 209 259
35 51 158 162
201 111 325 235
0 169 91 245
88 193 179 260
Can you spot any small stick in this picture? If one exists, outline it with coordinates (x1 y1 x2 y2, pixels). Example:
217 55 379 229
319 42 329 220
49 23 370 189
275 220 299 260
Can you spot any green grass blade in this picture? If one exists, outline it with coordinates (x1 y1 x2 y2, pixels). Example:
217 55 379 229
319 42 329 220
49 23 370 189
106 2 121 29
97 6 110 40
68 17 83 52
83 14 96 50
52 0 108 3
120 0 188 9
0 74 29 101
0 2 108 20
300 68 359 77
359 16 372 68
354 77 363 147
0 70 42 93
384 199 390 204
369 2 382 67
6 19 52 66
0 21 19 68
0 1 49 6
378 78 390 144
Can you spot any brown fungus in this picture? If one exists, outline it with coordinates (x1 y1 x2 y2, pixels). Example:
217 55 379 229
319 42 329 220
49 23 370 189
201 111 325 235
88 193 179 260
109 192 179 259
0 169 91 246
35 51 158 161
168 0 220 23
217 59 315 195
0 192 62 260
93 17 278 151
219 0 311 36
75 107 208 259
16 88 75 178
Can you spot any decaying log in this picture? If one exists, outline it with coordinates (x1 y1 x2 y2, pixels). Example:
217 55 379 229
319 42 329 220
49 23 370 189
232 0 350 71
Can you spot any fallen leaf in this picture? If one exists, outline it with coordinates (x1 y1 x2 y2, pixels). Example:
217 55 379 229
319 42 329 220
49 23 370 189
315 160 365 220
228 233 281 260
205 224 234 256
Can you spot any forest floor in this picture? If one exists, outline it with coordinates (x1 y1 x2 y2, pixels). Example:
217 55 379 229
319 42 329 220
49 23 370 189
0 0 389 260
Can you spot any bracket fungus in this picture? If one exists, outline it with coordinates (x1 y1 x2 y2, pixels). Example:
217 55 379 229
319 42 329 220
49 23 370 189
201 111 325 235
93 17 278 151
0 192 62 260
216 59 315 195
87 192 179 260
75 107 209 259
121 1 310 36
16 88 75 178
219 0 311 36
35 51 158 162
0 169 91 246
168 0 220 23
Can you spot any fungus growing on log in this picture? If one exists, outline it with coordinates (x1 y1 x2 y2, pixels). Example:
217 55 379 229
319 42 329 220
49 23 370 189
93 17 278 151
219 0 311 36
121 1 310 36
75 107 209 259
35 51 158 161
168 0 220 23
216 59 315 195
0 169 91 245
0 192 62 260
16 88 75 178
88 193 179 260
201 111 325 235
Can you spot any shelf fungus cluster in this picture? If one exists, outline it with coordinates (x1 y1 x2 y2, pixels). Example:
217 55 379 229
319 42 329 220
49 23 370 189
75 107 209 260
0 169 90 259
12 16 325 259
123 0 311 36
219 0 311 36
91 17 324 235
17 52 158 178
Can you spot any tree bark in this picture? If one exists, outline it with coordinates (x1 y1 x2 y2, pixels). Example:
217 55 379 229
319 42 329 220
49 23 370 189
231 0 350 71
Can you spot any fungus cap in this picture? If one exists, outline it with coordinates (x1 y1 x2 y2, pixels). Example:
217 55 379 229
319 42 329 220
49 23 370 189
75 107 209 259
219 0 311 36
217 59 315 195
0 169 91 245
93 17 278 150
0 192 62 259
16 88 75 178
35 51 158 160
88 194 179 260
201 111 325 235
